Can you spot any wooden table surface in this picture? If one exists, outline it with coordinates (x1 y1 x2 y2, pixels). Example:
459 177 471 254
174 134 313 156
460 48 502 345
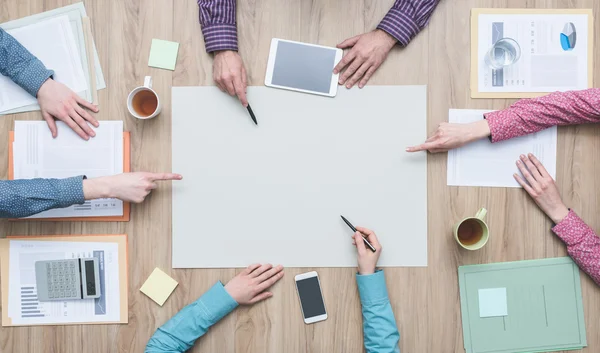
1 0 599 352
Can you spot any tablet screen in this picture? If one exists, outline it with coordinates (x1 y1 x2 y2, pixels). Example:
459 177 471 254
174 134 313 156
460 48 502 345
271 41 337 94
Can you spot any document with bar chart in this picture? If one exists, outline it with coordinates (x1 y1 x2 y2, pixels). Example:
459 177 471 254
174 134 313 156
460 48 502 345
471 9 593 98
12 121 124 219
4 239 122 325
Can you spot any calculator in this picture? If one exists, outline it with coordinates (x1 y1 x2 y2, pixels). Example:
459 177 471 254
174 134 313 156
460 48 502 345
34 258 101 301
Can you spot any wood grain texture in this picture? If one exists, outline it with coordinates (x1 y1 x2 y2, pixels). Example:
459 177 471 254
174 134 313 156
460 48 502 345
0 0 599 352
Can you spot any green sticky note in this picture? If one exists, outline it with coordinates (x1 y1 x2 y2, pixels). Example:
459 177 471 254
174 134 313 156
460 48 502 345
148 39 179 70
478 287 508 318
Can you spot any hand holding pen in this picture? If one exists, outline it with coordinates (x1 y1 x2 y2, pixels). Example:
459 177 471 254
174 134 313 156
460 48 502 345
351 227 382 275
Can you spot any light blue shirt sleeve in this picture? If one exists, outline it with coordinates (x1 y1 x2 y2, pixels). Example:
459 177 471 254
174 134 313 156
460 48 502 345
357 270 401 353
0 27 54 97
145 281 238 353
0 176 85 218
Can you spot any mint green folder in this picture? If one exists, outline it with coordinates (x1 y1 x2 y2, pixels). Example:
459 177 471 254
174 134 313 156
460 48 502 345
458 257 587 353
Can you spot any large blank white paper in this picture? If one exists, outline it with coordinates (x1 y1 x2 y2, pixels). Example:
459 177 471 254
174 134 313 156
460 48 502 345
13 121 123 218
0 16 87 113
447 109 557 187
172 86 427 268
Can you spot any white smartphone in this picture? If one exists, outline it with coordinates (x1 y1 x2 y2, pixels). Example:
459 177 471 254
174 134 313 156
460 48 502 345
265 38 343 97
295 271 328 324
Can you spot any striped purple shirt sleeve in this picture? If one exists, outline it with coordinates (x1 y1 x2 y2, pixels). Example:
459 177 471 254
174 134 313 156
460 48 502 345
377 0 441 47
197 0 238 53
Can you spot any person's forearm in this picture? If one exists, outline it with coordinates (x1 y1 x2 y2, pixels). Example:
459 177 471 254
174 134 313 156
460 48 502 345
357 271 400 353
197 0 238 52
0 177 84 218
484 88 600 143
552 210 600 286
82 177 112 199
0 28 54 97
145 282 238 353
377 0 441 46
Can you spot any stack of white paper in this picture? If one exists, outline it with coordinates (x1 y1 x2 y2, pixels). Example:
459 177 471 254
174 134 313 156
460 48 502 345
447 109 557 187
7 240 121 325
0 16 87 113
13 121 124 218
0 2 106 115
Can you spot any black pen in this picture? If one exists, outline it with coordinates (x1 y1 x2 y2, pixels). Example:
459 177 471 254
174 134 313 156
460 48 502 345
340 215 376 253
246 104 258 125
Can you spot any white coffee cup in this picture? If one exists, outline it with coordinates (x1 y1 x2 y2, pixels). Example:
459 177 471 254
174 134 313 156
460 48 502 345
127 76 162 119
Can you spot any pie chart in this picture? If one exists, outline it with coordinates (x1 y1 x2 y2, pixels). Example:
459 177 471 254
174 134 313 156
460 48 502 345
560 22 577 51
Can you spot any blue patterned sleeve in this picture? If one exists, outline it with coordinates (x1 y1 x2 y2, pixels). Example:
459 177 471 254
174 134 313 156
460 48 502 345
0 27 54 97
0 176 86 218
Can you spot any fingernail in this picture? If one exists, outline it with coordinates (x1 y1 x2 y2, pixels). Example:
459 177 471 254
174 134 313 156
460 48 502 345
528 153 533 157
338 79 343 84
520 154 526 159
516 160 521 164
346 84 351 89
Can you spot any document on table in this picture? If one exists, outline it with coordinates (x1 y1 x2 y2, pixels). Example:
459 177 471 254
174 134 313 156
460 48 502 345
471 9 593 98
447 109 557 188
6 239 122 325
0 16 87 113
0 2 106 115
13 121 123 218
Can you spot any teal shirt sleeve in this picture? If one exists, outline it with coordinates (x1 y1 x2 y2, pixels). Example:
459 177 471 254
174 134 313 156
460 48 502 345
0 27 54 97
0 176 85 218
357 270 400 353
145 281 238 353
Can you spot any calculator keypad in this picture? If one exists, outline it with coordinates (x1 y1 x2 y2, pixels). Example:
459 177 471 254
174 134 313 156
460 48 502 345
45 260 80 300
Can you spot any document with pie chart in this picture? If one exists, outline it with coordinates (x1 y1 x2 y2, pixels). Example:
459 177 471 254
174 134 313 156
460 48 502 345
470 9 593 98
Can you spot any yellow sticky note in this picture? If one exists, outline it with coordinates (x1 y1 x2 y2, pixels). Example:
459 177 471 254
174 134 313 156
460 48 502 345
140 268 178 306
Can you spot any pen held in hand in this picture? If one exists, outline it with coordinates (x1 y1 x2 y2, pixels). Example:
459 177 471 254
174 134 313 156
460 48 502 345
340 215 376 253
246 104 258 125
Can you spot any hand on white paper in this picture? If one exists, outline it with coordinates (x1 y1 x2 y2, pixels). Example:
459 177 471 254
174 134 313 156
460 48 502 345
224 264 284 305
213 50 248 107
82 172 183 203
514 154 569 224
406 120 491 153
333 29 396 89
351 227 382 275
37 78 99 140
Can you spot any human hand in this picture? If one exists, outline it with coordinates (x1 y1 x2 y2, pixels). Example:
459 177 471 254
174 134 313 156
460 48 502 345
333 29 397 89
82 172 183 203
213 50 248 106
406 120 491 153
514 154 569 224
351 227 382 275
37 78 99 140
224 263 284 305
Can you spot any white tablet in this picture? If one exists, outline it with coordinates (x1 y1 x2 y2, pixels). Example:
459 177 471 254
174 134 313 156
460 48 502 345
265 38 343 97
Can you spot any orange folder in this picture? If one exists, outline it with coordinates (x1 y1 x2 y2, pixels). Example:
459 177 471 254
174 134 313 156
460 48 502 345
8 131 131 222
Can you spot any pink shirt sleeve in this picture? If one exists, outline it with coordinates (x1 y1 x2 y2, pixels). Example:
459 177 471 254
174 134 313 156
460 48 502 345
552 210 600 286
483 88 600 143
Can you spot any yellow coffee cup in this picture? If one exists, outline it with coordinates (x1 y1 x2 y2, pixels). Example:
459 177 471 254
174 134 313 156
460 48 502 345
453 208 489 250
